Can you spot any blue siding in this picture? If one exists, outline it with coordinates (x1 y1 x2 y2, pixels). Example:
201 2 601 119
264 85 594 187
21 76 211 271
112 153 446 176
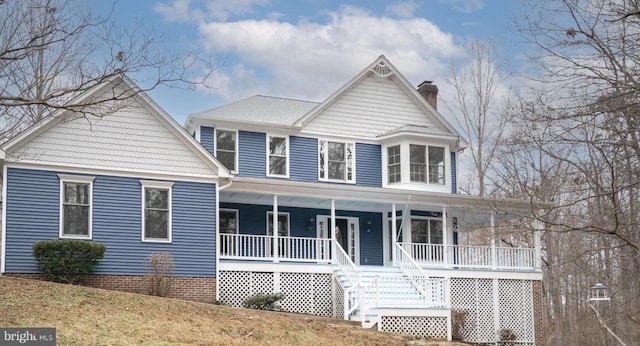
5 168 217 277
238 131 266 178
451 151 457 194
290 136 318 182
221 203 383 265
200 126 215 155
356 143 382 187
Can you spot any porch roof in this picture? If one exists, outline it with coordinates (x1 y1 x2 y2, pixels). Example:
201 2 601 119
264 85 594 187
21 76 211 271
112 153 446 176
223 177 555 212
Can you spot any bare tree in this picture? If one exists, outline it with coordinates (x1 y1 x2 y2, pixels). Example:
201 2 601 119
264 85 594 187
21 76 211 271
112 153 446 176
506 0 640 344
443 39 510 197
0 0 218 141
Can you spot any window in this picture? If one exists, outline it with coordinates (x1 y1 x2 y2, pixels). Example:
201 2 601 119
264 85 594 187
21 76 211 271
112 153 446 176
387 145 401 183
219 209 238 256
59 175 94 239
411 218 443 244
216 129 237 171
267 212 290 257
267 212 289 237
410 145 445 184
268 135 288 177
141 180 173 242
428 146 445 184
319 140 354 182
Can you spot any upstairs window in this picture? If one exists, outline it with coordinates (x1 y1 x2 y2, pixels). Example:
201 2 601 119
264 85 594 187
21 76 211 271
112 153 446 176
410 145 445 185
216 129 237 172
141 180 173 242
387 145 401 183
319 140 355 183
268 135 288 177
59 175 94 239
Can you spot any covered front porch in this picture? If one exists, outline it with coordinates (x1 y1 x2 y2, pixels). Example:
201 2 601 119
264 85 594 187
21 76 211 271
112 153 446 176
218 178 544 273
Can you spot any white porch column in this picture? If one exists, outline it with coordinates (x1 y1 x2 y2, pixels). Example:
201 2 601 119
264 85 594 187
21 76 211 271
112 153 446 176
391 203 397 265
533 219 543 270
331 199 336 262
442 207 449 268
273 194 279 263
490 212 496 269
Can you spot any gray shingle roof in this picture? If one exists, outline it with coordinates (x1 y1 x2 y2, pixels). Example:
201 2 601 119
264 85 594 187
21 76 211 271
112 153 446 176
189 95 319 126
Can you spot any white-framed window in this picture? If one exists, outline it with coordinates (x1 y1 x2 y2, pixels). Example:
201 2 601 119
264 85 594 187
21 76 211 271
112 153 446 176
58 174 95 239
410 144 445 184
319 140 355 183
267 135 288 177
387 145 401 184
267 212 290 257
141 180 174 243
267 212 290 237
411 218 443 244
216 129 237 172
219 209 238 256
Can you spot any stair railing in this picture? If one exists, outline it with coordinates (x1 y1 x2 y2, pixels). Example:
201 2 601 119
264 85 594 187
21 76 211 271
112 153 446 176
395 243 440 305
333 240 361 320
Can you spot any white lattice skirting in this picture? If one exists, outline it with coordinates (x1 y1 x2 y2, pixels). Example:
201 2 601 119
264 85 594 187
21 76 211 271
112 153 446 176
450 278 536 345
380 316 448 339
219 270 333 317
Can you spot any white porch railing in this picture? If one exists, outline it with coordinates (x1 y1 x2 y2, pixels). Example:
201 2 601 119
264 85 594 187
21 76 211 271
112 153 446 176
398 243 536 271
218 234 538 271
219 234 332 262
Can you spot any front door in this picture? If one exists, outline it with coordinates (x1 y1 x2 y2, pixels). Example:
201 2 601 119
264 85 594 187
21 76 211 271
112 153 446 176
317 216 360 265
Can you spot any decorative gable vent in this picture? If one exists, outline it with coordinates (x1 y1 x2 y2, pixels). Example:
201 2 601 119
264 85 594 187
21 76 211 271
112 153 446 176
371 61 392 77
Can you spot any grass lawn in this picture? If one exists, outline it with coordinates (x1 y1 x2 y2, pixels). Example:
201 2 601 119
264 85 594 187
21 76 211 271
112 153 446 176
0 277 465 345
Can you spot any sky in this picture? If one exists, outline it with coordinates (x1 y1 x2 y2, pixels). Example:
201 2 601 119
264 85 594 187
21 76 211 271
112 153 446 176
91 0 527 125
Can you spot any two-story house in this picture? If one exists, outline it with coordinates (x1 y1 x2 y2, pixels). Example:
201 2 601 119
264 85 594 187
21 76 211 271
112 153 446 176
0 56 548 344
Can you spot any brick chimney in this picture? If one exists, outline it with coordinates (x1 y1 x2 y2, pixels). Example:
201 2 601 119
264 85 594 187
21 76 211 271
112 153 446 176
417 80 438 110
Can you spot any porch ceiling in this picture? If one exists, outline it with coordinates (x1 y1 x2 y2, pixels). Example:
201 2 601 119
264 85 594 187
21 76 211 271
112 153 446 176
221 177 555 212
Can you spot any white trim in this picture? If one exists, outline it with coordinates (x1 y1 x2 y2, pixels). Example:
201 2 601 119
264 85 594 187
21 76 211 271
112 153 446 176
58 174 96 240
214 128 238 174
1 165 7 273
3 162 220 184
266 134 290 178
317 139 356 184
140 180 174 243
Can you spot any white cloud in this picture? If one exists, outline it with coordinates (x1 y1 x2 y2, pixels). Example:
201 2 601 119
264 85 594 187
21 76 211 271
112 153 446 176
384 1 419 19
197 6 465 102
153 0 267 22
439 0 484 14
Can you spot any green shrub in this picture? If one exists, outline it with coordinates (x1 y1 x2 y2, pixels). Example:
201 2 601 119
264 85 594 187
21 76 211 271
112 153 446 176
242 293 285 311
32 239 106 284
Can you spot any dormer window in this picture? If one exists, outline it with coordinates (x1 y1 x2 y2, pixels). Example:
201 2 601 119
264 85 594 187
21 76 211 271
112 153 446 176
319 140 355 183
388 145 401 183
385 142 449 188
410 145 445 185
